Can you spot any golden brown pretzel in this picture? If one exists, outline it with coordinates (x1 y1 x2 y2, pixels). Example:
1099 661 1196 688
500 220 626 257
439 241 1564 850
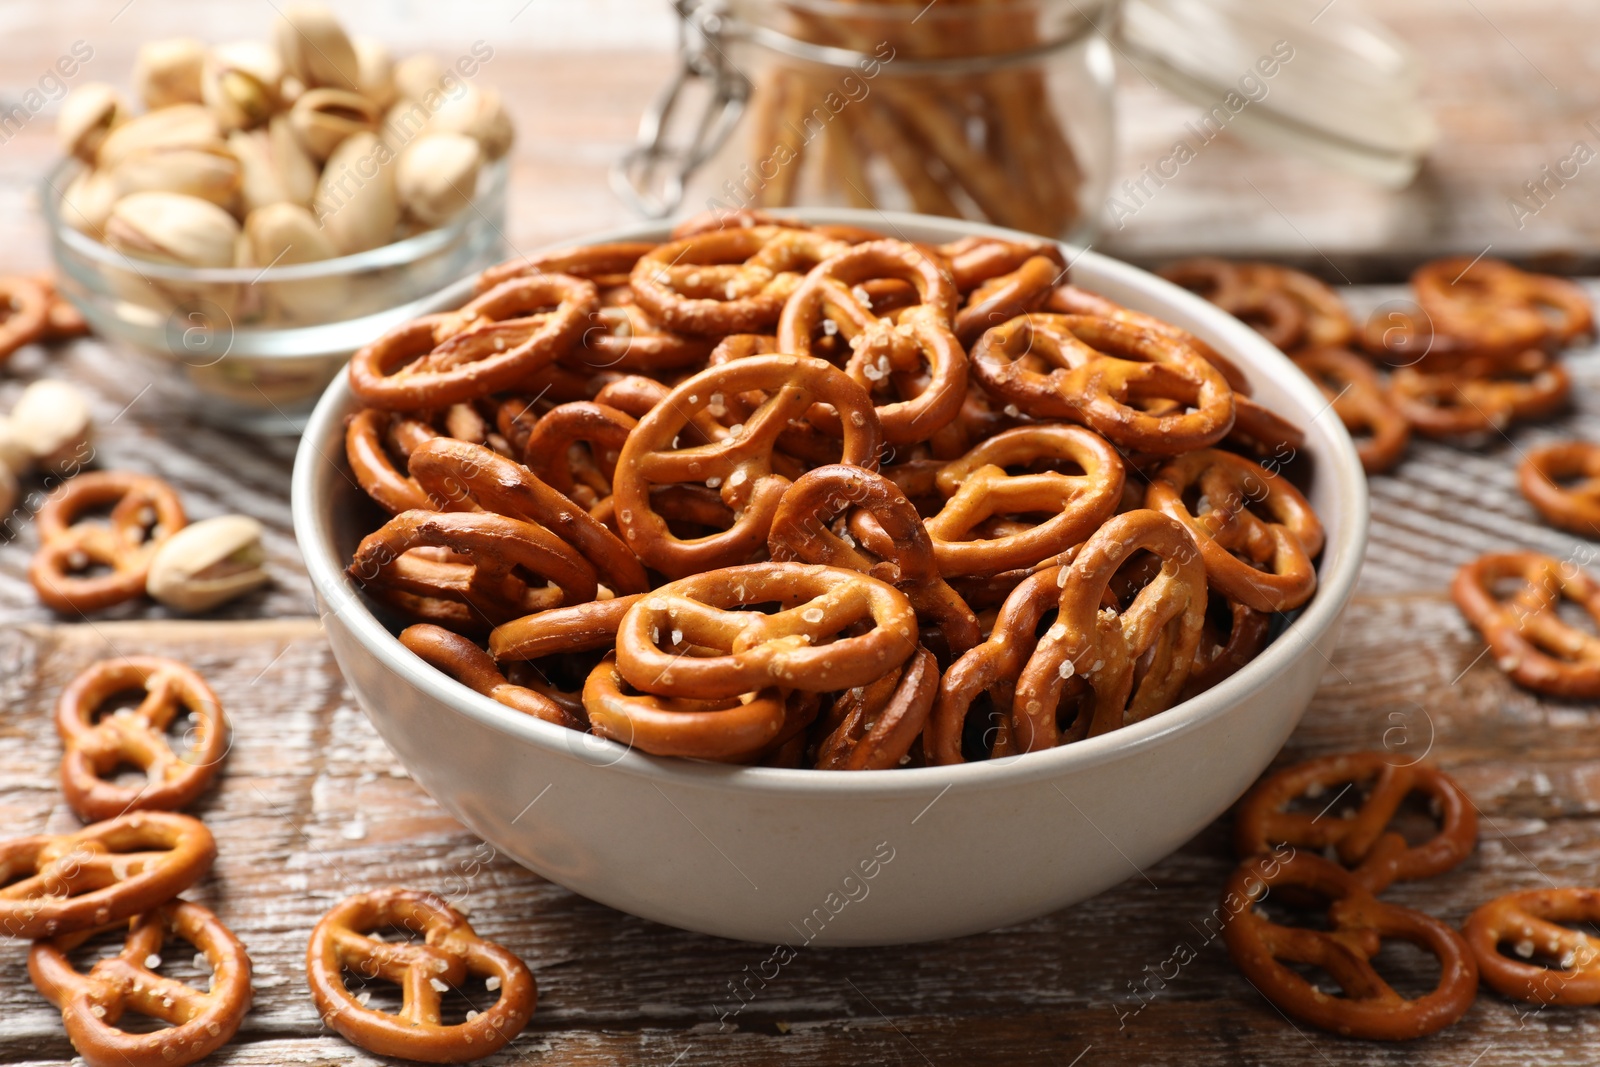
1011 509 1207 751
1181 597 1272 699
349 510 598 631
1464 889 1600 1006
28 899 252 1067
307 886 537 1063
1291 347 1409 473
612 354 883 578
583 654 793 761
1452 551 1600 698
1222 850 1478 1040
1233 751 1477 894
400 623 582 729
629 227 846 335
489 594 640 662
918 424 1124 578
348 274 598 409
1519 441 1600 537
953 255 1062 345
0 275 51 360
475 240 658 292
934 235 1065 293
346 408 435 514
570 285 715 372
970 313 1235 454
1047 282 1253 395
1389 347 1569 438
30 471 188 615
1147 449 1324 613
56 656 228 823
0 812 215 939
1415 255 1592 351
614 561 917 699
519 400 637 507
407 436 648 595
767 464 980 659
814 647 939 770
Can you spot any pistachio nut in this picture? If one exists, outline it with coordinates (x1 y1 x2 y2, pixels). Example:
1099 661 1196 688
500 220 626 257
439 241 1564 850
313 131 399 254
353 37 395 110
200 41 284 132
289 88 379 162
146 514 271 613
431 85 514 160
270 114 320 203
275 3 360 93
59 168 120 235
380 98 433 153
104 191 241 268
244 202 347 321
230 116 318 213
96 104 222 169
109 143 243 209
0 413 33 477
10 380 94 478
392 53 445 104
134 37 206 110
395 132 481 226
57 83 131 162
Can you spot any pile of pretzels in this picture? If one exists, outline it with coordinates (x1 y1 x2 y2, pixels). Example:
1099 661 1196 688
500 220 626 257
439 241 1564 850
341 209 1325 769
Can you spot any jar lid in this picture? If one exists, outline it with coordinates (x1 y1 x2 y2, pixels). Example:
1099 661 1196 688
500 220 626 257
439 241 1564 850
1119 0 1436 187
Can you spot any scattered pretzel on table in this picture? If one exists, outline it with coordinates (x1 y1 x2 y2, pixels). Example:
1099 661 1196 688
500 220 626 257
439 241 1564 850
1519 440 1600 537
29 470 188 615
1463 888 1600 1006
1452 551 1600 698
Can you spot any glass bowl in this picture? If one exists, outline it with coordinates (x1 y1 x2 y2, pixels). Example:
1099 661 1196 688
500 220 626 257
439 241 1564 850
43 155 509 434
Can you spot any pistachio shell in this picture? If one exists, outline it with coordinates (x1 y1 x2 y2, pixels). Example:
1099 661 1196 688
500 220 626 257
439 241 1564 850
97 104 222 169
109 143 243 209
289 88 379 161
392 53 446 103
244 202 338 264
134 38 206 110
431 86 514 160
353 37 396 110
57 83 130 162
380 98 433 152
313 131 399 254
10 380 93 477
0 413 34 477
270 115 320 204
104 191 241 268
201 41 284 132
395 132 480 226
59 168 120 235
147 514 271 613
275 3 360 92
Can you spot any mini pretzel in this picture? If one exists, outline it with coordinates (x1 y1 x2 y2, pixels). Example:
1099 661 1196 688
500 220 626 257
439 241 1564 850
1147 449 1324 613
0 812 215 939
0 275 51 360
768 464 980 659
934 235 1065 293
30 471 188 615
1464 888 1600 1005
407 437 648 595
778 239 967 444
1234 752 1477 893
1012 509 1207 751
489 594 639 661
1047 282 1253 395
583 654 793 761
28 899 252 1067
476 240 658 292
953 255 1062 346
970 313 1235 455
630 227 846 335
1223 850 1478 1040
1519 441 1600 537
1160 259 1353 353
307 887 536 1063
519 400 637 507
814 647 939 770
612 354 883 578
348 274 599 409
400 624 582 729
1415 256 1592 351
927 566 1063 765
917 425 1124 578
349 510 598 631
346 408 435 514
1452 551 1600 698
56 657 228 823
614 562 917 699
1182 598 1272 699
1291 347 1409 473
1389 348 1569 438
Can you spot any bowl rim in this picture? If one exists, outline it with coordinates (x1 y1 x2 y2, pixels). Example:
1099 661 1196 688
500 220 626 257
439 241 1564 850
292 207 1369 797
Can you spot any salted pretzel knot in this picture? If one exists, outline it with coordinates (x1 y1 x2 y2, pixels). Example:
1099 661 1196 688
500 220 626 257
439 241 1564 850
1222 850 1478 1040
614 561 918 699
583 654 794 762
1291 347 1409 474
612 354 884 579
345 408 435 514
1452 551 1600 698
307 887 536 1064
30 471 188 615
814 647 940 770
400 624 584 730
1389 348 1569 438
1147 448 1324 613
777 239 967 444
1415 256 1593 351
0 812 215 939
1233 752 1477 894
1464 889 1600 1005
28 900 252 1067
348 273 598 409
768 464 980 659
56 656 229 823
1012 509 1207 751
1520 441 1600 537
518 401 637 507
970 313 1235 454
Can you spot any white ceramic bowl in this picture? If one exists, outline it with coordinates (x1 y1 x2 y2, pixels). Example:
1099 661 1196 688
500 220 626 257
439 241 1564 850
292 209 1368 946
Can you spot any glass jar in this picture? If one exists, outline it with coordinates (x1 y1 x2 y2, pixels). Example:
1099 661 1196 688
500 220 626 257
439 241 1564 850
616 0 1118 242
